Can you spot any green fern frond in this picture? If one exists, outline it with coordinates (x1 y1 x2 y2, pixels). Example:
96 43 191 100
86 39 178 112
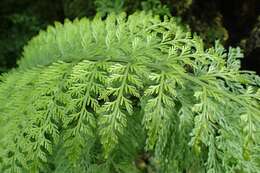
0 12 259 173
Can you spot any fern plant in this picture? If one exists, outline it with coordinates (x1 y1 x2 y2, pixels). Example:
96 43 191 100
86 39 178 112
0 12 259 173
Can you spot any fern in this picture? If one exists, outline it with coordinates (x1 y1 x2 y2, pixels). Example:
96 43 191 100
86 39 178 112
0 12 259 173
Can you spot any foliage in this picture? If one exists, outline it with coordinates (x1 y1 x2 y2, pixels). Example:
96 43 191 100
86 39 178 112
0 13 42 73
0 12 260 173
188 13 229 47
63 0 96 19
94 0 170 16
0 0 94 73
0 0 228 75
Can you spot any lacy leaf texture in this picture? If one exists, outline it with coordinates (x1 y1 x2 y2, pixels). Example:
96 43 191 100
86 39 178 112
0 12 259 173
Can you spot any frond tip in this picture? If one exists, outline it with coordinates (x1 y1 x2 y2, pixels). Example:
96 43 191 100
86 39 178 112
0 12 259 173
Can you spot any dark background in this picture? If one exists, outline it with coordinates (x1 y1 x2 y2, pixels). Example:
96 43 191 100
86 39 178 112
0 0 259 74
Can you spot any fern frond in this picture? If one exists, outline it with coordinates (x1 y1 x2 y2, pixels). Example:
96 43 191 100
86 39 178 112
0 12 259 173
99 63 144 156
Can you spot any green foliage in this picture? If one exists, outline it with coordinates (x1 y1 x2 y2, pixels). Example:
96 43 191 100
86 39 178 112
95 0 126 16
0 13 43 73
63 0 96 18
0 12 260 173
0 0 94 73
95 0 170 16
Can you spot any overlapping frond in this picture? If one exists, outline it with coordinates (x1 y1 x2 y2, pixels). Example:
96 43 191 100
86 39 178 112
0 12 259 173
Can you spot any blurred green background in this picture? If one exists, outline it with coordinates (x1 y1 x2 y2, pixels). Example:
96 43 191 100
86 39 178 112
0 0 259 74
